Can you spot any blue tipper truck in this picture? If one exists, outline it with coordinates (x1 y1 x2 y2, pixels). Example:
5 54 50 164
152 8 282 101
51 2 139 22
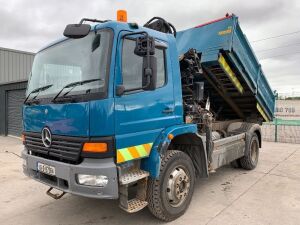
22 12 275 221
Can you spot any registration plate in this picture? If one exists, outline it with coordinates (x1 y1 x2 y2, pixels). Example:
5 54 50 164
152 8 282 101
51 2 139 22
37 162 56 176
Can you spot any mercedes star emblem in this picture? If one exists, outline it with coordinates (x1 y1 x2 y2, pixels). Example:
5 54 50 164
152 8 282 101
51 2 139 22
41 127 52 148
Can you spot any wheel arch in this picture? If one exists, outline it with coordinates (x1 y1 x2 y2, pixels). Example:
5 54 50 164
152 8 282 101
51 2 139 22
227 122 262 148
245 123 262 148
141 124 209 178
254 129 262 148
168 133 209 178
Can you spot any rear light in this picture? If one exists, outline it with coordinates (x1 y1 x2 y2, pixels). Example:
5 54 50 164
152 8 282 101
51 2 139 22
82 142 108 153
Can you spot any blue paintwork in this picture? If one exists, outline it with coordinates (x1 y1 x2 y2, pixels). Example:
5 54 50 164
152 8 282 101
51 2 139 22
141 124 197 178
89 99 115 136
176 15 275 121
23 21 186 136
23 103 90 136
23 99 116 137
176 18 234 55
114 29 182 150
23 20 200 178
24 22 121 137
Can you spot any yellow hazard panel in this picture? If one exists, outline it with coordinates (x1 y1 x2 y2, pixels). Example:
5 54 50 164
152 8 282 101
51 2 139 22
218 54 244 94
117 143 153 164
257 103 269 122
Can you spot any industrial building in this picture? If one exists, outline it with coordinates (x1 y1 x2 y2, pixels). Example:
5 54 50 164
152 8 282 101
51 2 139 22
0 47 34 137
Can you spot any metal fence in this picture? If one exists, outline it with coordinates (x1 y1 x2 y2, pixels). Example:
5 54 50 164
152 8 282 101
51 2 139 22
262 119 300 144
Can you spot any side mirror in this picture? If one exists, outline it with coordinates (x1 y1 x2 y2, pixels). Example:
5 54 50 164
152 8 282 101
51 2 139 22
135 35 157 91
116 32 158 96
134 36 155 56
142 55 157 91
63 24 91 39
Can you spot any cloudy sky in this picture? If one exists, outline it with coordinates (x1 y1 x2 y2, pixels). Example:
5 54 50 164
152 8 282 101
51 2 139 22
0 0 299 94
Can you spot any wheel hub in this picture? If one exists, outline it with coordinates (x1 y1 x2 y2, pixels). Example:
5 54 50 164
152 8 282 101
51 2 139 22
166 166 190 207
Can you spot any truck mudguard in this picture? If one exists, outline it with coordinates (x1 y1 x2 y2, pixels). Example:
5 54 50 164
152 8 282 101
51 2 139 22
141 124 200 178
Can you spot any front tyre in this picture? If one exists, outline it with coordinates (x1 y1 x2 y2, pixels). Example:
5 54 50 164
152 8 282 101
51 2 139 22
147 150 195 221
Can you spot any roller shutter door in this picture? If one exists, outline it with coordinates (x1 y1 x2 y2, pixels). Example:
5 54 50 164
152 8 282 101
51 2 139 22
7 89 26 137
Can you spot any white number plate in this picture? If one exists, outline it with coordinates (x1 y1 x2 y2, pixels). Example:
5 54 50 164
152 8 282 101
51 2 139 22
37 162 56 176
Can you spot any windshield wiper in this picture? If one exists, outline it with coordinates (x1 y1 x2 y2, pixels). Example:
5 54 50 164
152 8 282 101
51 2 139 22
51 78 102 103
24 84 53 105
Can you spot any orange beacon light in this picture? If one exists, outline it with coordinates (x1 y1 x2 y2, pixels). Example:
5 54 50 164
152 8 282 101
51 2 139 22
117 10 127 22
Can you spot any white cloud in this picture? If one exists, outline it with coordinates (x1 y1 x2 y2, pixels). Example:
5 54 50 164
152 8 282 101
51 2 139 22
0 0 299 94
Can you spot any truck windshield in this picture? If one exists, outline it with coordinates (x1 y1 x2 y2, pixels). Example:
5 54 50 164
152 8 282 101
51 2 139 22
26 30 112 101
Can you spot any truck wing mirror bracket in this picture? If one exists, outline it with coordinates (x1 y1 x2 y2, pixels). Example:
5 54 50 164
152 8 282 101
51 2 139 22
116 85 126 96
117 32 157 96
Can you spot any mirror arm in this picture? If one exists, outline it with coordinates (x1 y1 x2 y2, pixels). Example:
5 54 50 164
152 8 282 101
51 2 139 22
146 34 151 72
117 31 154 96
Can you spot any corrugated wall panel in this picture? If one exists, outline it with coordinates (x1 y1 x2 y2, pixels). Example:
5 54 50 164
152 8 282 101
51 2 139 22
0 47 35 84
9 52 13 81
0 51 4 80
7 89 26 137
0 81 28 135
4 51 9 82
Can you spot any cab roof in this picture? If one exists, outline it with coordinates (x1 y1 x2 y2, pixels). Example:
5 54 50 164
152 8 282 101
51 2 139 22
38 20 174 53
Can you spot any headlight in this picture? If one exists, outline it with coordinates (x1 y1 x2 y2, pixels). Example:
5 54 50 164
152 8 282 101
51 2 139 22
76 174 108 187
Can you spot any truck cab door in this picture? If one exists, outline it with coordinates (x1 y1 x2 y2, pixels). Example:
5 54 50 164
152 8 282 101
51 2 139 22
114 35 177 161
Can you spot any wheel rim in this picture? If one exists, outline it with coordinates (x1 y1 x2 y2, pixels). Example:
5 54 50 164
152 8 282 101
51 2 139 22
250 139 259 163
166 166 190 207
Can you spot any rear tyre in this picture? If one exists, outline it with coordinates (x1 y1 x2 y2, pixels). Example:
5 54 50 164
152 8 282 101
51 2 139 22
239 133 259 170
147 150 195 221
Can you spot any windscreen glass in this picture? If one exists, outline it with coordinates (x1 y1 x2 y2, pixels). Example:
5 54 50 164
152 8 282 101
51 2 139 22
26 30 112 99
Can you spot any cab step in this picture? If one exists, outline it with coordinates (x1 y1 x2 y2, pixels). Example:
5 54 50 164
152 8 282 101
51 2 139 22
119 198 148 213
119 169 149 213
119 169 149 185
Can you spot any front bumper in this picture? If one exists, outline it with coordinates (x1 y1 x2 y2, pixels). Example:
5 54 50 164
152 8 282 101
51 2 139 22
22 149 118 199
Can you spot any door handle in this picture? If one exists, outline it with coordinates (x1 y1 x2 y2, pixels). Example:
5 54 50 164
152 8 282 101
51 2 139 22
162 107 174 114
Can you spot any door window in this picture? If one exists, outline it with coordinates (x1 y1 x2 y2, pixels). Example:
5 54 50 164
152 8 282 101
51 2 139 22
122 39 166 90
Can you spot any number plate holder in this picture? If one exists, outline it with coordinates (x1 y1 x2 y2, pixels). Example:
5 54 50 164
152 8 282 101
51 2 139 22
37 162 56 176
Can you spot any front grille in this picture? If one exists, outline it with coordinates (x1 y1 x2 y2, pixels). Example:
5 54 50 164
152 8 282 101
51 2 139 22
24 132 87 164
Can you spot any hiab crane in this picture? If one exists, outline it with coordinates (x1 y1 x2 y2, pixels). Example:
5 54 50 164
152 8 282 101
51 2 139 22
22 11 275 221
